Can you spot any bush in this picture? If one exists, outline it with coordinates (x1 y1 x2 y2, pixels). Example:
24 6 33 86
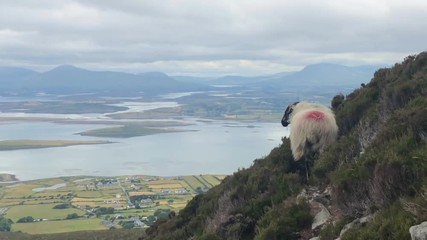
342 203 414 240
66 213 79 219
17 216 34 223
53 203 71 209
255 202 312 240
0 216 13 232
95 207 114 216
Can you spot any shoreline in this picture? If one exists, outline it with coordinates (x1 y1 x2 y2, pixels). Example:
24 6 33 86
0 139 113 151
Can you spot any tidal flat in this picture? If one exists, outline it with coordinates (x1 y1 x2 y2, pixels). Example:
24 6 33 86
78 125 197 138
0 140 111 151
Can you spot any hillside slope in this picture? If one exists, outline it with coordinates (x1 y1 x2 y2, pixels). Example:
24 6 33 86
143 52 427 240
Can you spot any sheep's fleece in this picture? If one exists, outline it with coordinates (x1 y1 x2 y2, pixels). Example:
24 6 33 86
282 102 338 161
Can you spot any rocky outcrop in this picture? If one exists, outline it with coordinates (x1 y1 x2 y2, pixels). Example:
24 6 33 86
297 186 334 237
311 202 331 230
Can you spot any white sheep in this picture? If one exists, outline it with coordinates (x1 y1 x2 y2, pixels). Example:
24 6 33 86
281 101 338 161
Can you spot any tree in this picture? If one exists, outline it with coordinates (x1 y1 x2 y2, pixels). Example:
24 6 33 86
17 216 34 223
0 217 13 232
122 221 135 229
53 203 70 209
95 207 115 216
66 213 79 219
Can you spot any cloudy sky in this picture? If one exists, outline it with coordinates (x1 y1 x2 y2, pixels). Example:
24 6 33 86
0 0 426 76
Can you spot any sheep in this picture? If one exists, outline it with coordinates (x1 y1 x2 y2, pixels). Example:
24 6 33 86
281 101 338 179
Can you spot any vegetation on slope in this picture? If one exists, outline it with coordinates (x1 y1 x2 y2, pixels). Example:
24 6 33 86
143 52 427 240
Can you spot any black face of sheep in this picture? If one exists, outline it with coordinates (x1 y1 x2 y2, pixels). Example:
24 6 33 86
281 102 299 127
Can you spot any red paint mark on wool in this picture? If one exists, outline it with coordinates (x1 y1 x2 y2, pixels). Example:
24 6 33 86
306 110 325 121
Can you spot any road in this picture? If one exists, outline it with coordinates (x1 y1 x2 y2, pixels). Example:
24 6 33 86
117 178 134 207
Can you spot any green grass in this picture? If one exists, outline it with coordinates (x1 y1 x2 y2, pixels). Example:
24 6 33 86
193 175 210 188
200 175 221 186
6 203 85 222
12 218 107 234
182 176 206 191
75 190 103 198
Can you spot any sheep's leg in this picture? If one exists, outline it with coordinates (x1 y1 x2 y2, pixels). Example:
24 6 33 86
303 138 317 182
304 156 309 182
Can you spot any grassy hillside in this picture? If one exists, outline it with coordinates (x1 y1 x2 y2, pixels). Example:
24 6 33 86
142 52 427 240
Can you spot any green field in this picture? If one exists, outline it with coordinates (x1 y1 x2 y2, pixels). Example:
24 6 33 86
75 190 103 198
200 175 221 186
12 218 107 234
6 203 85 222
182 176 206 191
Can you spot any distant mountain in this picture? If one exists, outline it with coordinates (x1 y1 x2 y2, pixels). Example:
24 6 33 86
257 63 381 91
172 72 296 85
0 65 210 96
0 67 38 80
172 76 215 83
175 63 379 91
0 63 381 97
0 67 39 90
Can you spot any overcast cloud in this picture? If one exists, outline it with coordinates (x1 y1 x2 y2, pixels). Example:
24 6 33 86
0 0 426 76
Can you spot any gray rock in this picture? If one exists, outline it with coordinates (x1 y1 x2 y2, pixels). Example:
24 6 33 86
410 221 427 240
312 202 331 230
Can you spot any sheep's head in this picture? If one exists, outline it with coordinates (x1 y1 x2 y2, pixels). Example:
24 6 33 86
281 102 299 127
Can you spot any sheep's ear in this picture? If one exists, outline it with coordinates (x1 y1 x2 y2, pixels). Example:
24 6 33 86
281 102 299 127
281 105 293 127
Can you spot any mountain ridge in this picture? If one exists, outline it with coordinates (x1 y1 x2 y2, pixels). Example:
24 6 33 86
0 63 380 96
0 65 210 96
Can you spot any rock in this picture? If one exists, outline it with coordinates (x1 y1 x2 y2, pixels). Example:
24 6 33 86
297 188 309 202
409 221 427 240
337 215 374 239
311 202 331 230
309 237 320 240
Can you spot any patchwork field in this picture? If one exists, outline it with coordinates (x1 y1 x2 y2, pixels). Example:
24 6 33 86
13 219 107 234
0 174 225 234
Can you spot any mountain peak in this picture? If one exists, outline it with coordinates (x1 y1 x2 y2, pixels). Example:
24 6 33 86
49 65 85 72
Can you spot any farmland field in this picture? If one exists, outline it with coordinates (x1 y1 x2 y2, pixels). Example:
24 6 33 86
201 175 221 186
12 218 107 234
6 203 85 222
182 176 206 191
0 174 225 234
